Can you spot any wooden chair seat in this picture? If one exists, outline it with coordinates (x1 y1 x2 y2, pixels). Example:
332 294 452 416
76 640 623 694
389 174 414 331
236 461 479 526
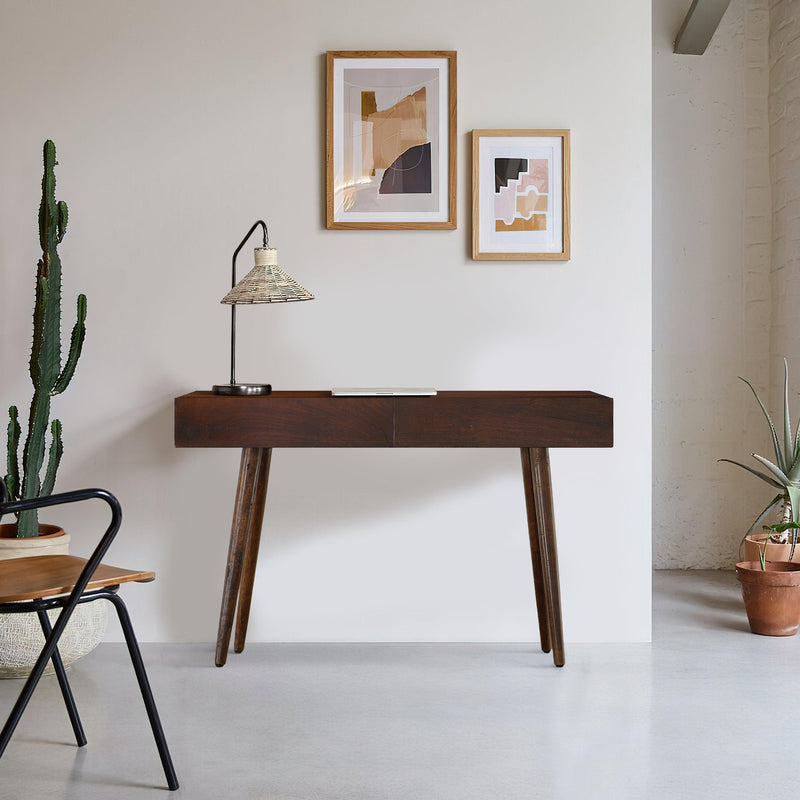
0 555 154 603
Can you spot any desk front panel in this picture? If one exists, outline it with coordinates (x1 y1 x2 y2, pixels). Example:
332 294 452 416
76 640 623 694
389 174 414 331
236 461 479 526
175 391 613 449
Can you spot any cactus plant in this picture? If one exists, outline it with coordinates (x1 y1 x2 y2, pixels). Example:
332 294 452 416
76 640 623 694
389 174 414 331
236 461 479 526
4 140 87 536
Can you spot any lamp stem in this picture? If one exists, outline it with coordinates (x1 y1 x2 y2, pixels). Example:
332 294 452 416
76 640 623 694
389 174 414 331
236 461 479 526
230 306 236 386
228 220 269 387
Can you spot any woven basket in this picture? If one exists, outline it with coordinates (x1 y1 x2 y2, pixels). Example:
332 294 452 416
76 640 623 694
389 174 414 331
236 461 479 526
0 524 107 679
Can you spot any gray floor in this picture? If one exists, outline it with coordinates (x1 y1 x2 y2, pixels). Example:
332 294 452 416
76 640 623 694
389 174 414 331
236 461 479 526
1 570 798 799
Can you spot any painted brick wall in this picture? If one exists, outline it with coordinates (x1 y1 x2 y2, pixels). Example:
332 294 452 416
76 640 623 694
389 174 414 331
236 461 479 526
745 0 772 401
769 0 800 395
651 0 800 568
653 0 772 568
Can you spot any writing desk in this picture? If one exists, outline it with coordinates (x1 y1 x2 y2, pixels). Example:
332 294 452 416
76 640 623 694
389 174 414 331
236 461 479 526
174 390 613 667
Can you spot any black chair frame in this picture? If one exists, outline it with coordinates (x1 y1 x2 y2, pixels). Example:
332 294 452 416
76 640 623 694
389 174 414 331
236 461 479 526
0 484 178 791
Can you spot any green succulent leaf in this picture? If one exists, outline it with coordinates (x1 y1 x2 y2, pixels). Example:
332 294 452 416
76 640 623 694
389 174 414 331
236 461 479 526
56 201 68 243
15 509 39 537
793 415 800 462
741 376 785 473
746 494 784 539
751 453 791 487
52 294 86 395
784 359 794 468
787 485 800 524
763 520 800 533
718 458 783 490
39 141 57 252
20 388 50 502
5 406 20 500
40 419 62 496
29 273 48 386
787 451 800 483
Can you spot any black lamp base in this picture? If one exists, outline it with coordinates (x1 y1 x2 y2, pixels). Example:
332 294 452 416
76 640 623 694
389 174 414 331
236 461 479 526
212 383 272 396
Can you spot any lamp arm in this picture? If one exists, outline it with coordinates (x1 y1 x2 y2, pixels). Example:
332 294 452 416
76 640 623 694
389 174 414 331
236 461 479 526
228 220 269 386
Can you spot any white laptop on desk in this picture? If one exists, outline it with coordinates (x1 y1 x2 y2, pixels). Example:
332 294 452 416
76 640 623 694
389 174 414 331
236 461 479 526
331 388 437 397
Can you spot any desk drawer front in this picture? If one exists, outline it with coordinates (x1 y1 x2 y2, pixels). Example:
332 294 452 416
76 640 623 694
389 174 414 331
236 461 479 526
393 395 613 447
175 395 394 447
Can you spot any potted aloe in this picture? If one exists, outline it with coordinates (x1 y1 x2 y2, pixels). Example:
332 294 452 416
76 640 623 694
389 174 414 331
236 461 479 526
720 361 800 635
0 140 105 675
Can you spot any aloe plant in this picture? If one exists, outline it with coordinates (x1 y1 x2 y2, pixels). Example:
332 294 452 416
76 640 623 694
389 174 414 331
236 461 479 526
4 141 87 537
719 359 800 563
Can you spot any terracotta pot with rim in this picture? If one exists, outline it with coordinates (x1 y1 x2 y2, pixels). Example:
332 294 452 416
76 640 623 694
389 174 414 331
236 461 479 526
735 560 800 636
742 534 800 565
0 522 107 678
0 522 70 556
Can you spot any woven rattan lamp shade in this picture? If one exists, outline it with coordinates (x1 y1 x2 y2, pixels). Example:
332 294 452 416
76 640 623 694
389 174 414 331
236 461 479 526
220 247 314 304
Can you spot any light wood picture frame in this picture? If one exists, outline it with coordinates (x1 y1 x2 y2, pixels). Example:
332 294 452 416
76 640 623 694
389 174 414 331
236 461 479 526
472 129 570 260
326 51 457 230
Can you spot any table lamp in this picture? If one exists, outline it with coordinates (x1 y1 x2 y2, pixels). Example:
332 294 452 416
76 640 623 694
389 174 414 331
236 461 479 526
212 220 314 396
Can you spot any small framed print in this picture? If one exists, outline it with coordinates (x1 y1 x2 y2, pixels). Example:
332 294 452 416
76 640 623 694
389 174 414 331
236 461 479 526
326 50 457 230
472 129 570 260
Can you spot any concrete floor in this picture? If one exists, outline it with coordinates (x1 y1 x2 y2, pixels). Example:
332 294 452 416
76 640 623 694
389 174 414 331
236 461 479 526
1 570 799 799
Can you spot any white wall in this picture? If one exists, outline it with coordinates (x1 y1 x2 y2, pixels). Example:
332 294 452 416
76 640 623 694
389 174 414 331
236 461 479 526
0 0 652 643
653 0 773 568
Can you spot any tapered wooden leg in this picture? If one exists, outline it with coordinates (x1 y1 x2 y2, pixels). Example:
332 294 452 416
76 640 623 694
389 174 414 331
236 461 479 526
524 447 565 667
234 447 272 653
521 448 552 654
216 448 261 667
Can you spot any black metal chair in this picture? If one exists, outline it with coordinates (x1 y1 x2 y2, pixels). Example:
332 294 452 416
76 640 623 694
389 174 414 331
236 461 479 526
0 480 178 791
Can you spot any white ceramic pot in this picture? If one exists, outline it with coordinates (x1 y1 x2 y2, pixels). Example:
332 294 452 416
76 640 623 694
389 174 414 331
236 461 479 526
0 523 108 679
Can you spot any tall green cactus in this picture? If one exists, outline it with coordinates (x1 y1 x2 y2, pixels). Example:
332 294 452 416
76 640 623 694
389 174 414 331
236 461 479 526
4 141 87 536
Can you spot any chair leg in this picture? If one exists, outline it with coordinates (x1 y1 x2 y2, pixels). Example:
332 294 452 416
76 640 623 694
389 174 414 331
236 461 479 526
0 604 76 758
106 593 179 791
37 610 87 747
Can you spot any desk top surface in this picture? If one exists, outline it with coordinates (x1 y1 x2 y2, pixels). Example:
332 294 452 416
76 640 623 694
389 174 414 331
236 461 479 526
180 390 608 399
175 390 613 449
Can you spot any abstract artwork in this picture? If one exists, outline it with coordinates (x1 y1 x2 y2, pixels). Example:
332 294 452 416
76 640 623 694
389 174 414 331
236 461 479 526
472 130 570 260
327 51 456 229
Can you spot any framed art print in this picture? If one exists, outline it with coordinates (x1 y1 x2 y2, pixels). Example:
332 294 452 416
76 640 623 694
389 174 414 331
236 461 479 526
472 129 570 260
326 51 456 229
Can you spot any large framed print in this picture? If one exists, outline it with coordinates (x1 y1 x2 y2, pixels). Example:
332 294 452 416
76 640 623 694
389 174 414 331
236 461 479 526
326 51 457 230
472 129 570 260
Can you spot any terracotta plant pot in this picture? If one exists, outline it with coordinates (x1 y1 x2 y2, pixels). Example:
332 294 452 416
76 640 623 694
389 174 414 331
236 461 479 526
743 534 800 565
0 523 107 678
735 561 800 636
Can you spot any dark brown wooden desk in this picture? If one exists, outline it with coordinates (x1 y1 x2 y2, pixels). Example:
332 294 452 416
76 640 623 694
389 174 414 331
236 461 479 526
174 390 613 667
